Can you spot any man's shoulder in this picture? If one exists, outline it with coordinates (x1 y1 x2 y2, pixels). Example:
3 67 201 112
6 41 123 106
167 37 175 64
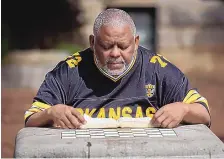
53 47 91 69
64 48 92 68
138 46 185 78
138 46 156 58
46 48 91 78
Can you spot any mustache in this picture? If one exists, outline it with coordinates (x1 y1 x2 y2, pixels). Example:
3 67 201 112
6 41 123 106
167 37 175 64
106 58 125 64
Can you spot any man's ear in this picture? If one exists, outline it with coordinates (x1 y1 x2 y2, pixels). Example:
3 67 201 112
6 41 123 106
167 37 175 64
134 35 140 51
89 35 94 51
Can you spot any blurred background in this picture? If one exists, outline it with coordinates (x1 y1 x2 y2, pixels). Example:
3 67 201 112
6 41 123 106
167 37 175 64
2 0 224 157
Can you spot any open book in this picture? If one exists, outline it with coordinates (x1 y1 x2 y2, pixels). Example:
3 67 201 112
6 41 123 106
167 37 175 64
80 114 154 129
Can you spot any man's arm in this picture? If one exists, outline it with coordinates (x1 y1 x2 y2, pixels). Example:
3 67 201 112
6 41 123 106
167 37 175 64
24 56 82 128
149 54 210 128
25 109 52 127
25 104 86 128
183 103 210 125
151 102 210 128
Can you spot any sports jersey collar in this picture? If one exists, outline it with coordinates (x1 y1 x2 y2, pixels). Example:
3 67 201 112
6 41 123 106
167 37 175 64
93 51 138 82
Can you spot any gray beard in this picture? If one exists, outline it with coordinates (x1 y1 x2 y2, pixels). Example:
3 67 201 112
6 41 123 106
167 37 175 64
94 51 136 77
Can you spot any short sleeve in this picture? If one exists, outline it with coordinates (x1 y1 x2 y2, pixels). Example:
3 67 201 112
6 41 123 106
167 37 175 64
24 51 84 124
24 61 70 123
160 60 210 113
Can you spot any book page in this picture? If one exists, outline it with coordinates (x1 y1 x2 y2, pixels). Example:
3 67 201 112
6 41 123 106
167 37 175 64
118 117 153 128
80 114 153 129
80 114 119 129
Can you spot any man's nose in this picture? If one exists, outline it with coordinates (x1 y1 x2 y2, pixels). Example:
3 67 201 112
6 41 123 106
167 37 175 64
109 46 120 58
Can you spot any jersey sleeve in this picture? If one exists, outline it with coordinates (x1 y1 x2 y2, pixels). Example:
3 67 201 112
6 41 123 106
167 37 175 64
153 54 210 113
24 61 68 123
24 53 82 124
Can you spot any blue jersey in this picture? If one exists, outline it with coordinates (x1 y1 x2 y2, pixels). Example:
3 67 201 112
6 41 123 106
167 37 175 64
25 46 209 123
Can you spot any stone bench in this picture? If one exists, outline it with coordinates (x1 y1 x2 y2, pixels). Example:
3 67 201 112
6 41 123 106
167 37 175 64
14 124 224 158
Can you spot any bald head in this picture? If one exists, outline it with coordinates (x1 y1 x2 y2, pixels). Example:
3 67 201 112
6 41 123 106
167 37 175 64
93 8 136 36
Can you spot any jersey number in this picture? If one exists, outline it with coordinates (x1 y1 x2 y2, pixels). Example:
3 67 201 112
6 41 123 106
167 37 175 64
150 55 168 68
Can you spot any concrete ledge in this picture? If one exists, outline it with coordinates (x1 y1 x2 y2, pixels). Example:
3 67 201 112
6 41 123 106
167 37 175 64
14 124 224 158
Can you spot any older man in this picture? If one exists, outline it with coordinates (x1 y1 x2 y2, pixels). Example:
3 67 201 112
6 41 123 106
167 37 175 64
25 9 210 129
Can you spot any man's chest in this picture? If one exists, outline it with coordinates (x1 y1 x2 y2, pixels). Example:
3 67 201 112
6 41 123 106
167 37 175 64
68 74 159 119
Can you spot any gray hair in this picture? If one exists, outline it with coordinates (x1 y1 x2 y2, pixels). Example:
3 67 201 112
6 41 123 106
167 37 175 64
93 8 136 36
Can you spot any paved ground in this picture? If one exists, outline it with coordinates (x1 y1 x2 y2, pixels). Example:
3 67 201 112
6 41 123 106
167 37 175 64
2 76 224 157
2 89 36 158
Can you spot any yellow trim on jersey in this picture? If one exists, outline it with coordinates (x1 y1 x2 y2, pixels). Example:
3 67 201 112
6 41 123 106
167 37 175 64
32 101 51 109
183 90 209 110
184 93 201 104
24 112 35 121
195 97 209 110
94 52 137 82
28 108 42 113
183 90 196 103
24 102 52 121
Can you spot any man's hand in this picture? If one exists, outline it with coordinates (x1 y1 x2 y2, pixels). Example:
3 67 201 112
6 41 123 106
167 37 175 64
151 102 189 128
47 104 86 129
